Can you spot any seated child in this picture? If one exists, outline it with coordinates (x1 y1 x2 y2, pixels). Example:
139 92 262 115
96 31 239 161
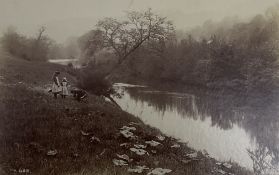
71 88 87 102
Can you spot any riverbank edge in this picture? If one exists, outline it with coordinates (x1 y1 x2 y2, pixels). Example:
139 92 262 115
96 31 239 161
0 53 253 175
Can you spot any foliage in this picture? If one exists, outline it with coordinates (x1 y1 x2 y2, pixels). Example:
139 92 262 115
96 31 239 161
1 26 54 61
76 68 118 97
1 26 78 62
94 9 174 66
90 7 279 94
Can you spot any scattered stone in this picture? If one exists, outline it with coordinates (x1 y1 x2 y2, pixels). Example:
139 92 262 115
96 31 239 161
130 148 148 156
216 162 222 166
47 149 58 156
120 130 135 139
157 135 165 141
128 165 149 173
90 136 101 143
223 163 232 169
171 144 180 148
185 152 198 159
134 144 147 149
145 140 161 147
81 130 91 136
119 125 138 139
112 159 128 166
151 150 157 154
121 126 136 131
116 153 133 162
147 168 172 175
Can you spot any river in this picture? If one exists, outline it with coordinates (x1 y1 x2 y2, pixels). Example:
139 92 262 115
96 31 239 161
48 58 80 68
114 83 279 173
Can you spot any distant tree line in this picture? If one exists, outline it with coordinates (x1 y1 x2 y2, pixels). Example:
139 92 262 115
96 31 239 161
79 6 279 94
1 26 80 61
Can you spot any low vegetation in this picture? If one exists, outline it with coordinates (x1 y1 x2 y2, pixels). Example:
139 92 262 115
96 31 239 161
0 43 253 175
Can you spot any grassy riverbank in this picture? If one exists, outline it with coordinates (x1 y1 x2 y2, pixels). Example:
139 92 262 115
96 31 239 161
0 51 253 175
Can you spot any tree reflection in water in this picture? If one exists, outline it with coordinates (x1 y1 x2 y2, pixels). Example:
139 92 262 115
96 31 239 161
124 87 279 174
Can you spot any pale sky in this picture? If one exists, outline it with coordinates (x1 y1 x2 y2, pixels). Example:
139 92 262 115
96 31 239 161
0 0 278 43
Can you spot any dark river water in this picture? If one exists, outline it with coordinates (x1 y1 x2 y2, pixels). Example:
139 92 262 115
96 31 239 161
113 83 279 173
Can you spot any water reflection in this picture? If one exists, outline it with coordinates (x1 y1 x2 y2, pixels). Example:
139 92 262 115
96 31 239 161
114 85 279 172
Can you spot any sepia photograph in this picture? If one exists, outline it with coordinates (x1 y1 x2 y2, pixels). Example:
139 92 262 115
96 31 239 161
0 0 279 174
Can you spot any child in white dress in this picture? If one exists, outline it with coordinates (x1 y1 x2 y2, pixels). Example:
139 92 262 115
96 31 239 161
61 77 69 98
52 71 61 99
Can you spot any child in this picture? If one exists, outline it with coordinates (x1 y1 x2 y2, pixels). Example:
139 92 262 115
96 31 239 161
51 71 61 99
71 88 87 102
61 77 69 98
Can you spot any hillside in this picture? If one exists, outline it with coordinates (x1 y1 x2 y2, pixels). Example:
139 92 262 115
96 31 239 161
0 50 253 175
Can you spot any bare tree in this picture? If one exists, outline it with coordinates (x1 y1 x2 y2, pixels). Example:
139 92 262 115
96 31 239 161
96 8 174 65
36 26 46 42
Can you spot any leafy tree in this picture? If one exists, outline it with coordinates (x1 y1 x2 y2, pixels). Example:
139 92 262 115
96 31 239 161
96 9 174 66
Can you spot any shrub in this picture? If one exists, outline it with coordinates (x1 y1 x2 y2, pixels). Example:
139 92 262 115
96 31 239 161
76 69 117 97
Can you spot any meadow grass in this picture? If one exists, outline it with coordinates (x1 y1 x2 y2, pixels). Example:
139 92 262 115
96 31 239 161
0 50 253 175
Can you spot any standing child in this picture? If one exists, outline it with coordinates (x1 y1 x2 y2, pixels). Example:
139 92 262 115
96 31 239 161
61 77 69 98
51 71 61 99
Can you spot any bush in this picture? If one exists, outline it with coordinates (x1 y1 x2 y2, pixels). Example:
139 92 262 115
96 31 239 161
76 69 117 97
1 27 54 61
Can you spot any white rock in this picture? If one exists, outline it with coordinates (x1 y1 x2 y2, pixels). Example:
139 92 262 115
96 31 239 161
151 150 157 154
81 130 90 136
185 152 198 159
223 162 232 169
120 126 136 131
130 148 148 156
128 165 149 173
120 130 135 139
112 159 128 166
171 144 180 148
134 144 147 149
116 154 133 162
157 135 165 141
120 143 129 147
47 149 58 156
145 140 161 147
90 136 101 143
147 168 172 175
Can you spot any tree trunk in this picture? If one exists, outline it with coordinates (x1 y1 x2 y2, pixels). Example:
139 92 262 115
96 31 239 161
104 94 121 109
